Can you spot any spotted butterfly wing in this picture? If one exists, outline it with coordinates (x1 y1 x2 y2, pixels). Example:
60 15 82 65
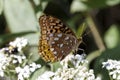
39 15 81 62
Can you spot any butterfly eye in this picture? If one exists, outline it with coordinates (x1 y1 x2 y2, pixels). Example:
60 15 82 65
39 15 81 62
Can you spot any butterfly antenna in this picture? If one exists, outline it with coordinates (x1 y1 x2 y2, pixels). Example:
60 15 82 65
82 30 91 38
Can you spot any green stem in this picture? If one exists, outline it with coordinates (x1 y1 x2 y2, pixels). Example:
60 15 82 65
22 53 33 67
86 13 106 52
86 50 101 66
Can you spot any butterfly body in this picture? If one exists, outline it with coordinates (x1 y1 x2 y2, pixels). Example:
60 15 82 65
39 15 81 62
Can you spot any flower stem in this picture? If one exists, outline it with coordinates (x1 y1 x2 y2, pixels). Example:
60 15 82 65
86 12 106 52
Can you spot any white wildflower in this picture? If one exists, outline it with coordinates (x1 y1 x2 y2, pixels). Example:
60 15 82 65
60 54 87 68
15 63 41 80
11 54 26 64
0 37 41 80
29 62 41 72
102 59 120 80
0 49 12 77
36 71 54 80
36 54 99 80
12 59 18 64
36 65 98 80
9 37 28 52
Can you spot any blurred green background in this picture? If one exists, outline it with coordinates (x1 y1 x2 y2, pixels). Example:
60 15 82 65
0 0 120 80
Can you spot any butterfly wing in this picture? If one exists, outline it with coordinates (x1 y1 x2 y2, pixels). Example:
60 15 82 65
48 33 78 60
39 15 80 62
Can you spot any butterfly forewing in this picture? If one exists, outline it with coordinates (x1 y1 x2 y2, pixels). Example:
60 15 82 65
39 15 80 62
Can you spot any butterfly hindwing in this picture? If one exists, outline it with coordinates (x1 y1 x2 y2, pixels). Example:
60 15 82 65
39 15 80 62
48 33 78 60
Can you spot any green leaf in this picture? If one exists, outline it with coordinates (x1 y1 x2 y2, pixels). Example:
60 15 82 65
0 31 36 47
35 0 49 19
30 66 49 80
76 22 87 39
104 25 120 49
106 0 120 6
50 62 62 72
70 0 88 13
0 0 3 15
94 45 120 80
4 0 39 45
85 0 120 8
4 0 38 32
70 0 120 13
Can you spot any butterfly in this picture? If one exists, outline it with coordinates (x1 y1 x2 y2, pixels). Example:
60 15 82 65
39 15 82 62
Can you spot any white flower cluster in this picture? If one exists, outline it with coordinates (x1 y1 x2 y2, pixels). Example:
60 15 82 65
0 37 28 77
11 55 26 64
9 37 28 52
60 54 87 68
15 63 41 80
52 65 96 80
36 54 100 80
102 59 120 80
36 71 55 80
0 37 41 80
0 49 11 77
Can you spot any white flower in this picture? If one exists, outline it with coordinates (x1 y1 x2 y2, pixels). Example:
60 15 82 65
36 71 54 80
12 60 18 64
0 70 4 77
15 63 41 80
102 59 120 80
0 37 41 80
11 55 26 64
9 37 28 52
0 49 12 77
15 67 22 73
36 54 99 80
29 62 41 72
60 54 87 68
36 66 98 80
